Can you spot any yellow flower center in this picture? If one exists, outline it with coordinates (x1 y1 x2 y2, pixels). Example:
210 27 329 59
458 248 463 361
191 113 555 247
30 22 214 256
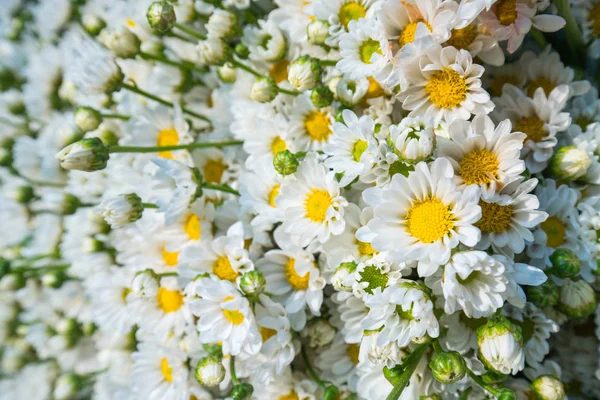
495 0 518 26
446 24 478 49
304 188 333 223
184 214 201 241
160 358 173 383
399 20 432 48
157 287 184 313
526 77 555 97
161 246 179 266
426 68 468 109
223 306 245 325
270 60 290 84
339 2 367 30
260 326 278 342
459 149 499 185
268 185 281 208
157 128 179 159
359 38 382 64
357 240 376 256
589 3 600 37
279 392 300 400
271 136 287 155
365 76 384 99
284 258 310 291
406 197 455 243
490 75 520 97
347 343 360 365
475 201 514 233
212 255 239 282
204 159 227 183
541 216 566 248
304 110 332 142
352 139 368 162
515 116 547 143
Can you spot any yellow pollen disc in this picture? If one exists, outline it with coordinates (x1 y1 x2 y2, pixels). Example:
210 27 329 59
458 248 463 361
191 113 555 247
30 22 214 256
279 392 300 400
426 68 468 109
161 246 179 266
365 76 384 99
475 201 514 233
184 214 201 241
459 149 499 185
540 216 567 248
284 258 310 291
359 38 382 64
406 197 455 244
339 2 367 30
260 326 277 342
495 0 518 26
271 136 287 155
223 308 245 325
399 20 432 48
204 159 227 183
515 116 547 143
490 75 520 97
357 240 376 256
347 343 360 365
268 185 281 208
157 128 179 159
160 358 173 383
526 77 556 97
157 287 184 313
304 188 333 223
304 110 332 142
270 60 290 84
590 3 600 37
352 139 368 162
126 18 137 28
446 24 478 49
212 255 239 282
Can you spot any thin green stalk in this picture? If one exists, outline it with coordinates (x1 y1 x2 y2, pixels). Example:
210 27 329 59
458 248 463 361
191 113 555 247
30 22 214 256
230 59 300 96
101 113 130 121
168 31 195 43
554 0 586 52
530 28 547 49
230 356 239 385
301 345 326 389
139 51 206 73
386 343 431 400
320 60 338 67
142 203 158 209
174 23 206 40
202 183 240 196
156 272 178 278
106 140 243 153
465 367 500 398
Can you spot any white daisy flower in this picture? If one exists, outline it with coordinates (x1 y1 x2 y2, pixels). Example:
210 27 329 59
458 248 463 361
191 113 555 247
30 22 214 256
444 20 505 66
358 157 481 277
574 0 600 59
399 44 494 124
288 93 336 151
242 19 287 63
313 0 382 47
337 18 390 80
315 334 360 386
358 330 404 368
336 76 370 106
271 0 315 42
242 114 293 168
68 38 123 95
455 0 496 28
330 291 369 344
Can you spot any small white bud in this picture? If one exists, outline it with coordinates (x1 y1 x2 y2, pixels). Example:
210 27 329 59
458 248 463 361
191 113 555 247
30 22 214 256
558 278 596 319
195 356 225 387
332 262 357 292
250 77 278 103
336 76 369 106
82 14 106 36
301 319 336 347
217 64 237 83
96 193 144 228
207 10 238 39
131 269 159 297
74 106 103 133
99 27 140 58
388 117 436 163
550 146 591 181
531 375 566 400
477 315 524 375
288 56 322 91
198 38 231 66
56 138 110 172
54 373 82 400
307 20 330 46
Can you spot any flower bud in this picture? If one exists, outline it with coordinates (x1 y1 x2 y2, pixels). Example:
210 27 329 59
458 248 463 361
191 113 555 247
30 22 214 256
240 270 266 298
549 248 581 279
477 315 524 375
96 193 144 228
99 27 141 59
61 194 83 215
557 278 596 319
429 350 466 384
389 118 436 164
232 383 254 400
57 318 83 348
42 269 67 289
0 272 25 291
531 375 566 400
195 356 225 387
250 77 279 103
74 106 103 133
202 343 223 358
0 67 18 92
234 43 249 59
550 146 591 181
311 86 334 108
337 76 369 107
301 319 336 347
273 150 299 175
497 390 517 400
6 18 25 42
131 269 159 297
10 185 34 204
56 138 110 172
53 372 82 400
288 56 322 91
82 237 105 253
82 14 106 36
527 280 559 308
147 1 176 32
198 38 231 66
307 20 330 46
207 9 238 39
217 65 237 83
332 261 357 292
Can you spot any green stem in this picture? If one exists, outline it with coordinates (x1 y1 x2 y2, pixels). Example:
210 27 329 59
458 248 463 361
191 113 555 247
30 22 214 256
139 51 206 73
142 203 158 209
168 31 195 43
554 0 586 52
301 345 326 389
230 356 239 385
432 340 443 354
107 140 243 154
466 367 500 398
119 83 211 123
174 23 206 40
156 272 178 278
278 87 301 96
530 28 547 49
202 182 240 196
458 387 473 400
229 59 299 96
13 264 69 274
101 113 130 121
319 60 338 67
386 343 431 400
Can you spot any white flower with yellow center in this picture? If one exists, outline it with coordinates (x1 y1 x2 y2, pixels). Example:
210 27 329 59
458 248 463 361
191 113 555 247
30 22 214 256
324 109 378 187
337 19 389 80
358 157 482 277
474 178 548 254
361 281 439 347
574 0 600 59
437 115 526 197
313 0 381 47
170 198 215 247
277 152 348 247
242 115 293 167
179 221 253 283
242 19 287 62
131 341 189 400
271 0 316 42
492 84 571 173
289 94 336 151
399 44 493 124
67 38 123 94
331 291 370 343
189 277 262 356
193 147 240 187
315 334 360 386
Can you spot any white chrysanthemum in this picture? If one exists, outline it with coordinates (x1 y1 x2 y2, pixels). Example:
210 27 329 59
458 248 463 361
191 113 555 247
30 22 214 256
387 116 436 164
444 19 505 66
313 0 381 47
242 114 293 167
347 255 404 299
315 334 360 387
271 0 315 42
337 19 390 80
323 109 378 186
358 157 481 277
288 94 336 151
358 330 404 368
277 152 348 247
574 0 600 59
242 19 287 62
399 45 493 124
68 38 123 94
189 277 261 356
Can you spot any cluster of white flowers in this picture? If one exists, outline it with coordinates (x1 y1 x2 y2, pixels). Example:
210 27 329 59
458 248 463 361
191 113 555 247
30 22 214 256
2 0 600 399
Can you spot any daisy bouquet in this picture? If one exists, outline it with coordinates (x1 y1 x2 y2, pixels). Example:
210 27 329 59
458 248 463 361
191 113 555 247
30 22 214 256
1 0 600 399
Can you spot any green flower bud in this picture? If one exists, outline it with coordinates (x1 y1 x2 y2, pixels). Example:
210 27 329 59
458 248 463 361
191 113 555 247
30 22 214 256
0 272 25 290
56 138 110 172
57 318 83 348
231 383 254 400
332 261 357 292
53 372 83 400
429 350 466 384
202 343 223 358
41 269 67 289
195 356 225 387
82 322 98 336
250 77 279 103
0 259 10 280
557 279 596 319
240 270 266 298
383 364 403 385
323 386 340 400
549 248 581 279
147 1 177 32
527 279 559 308
550 146 591 181
497 389 517 400
0 137 14 167
74 106 103 133
62 194 83 215
273 150 299 175
531 375 566 400
311 86 334 108
82 14 107 36
234 43 250 59
12 186 34 204
97 193 144 228
0 67 19 92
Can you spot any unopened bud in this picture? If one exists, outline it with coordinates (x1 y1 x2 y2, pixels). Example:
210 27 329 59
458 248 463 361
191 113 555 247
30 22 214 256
82 14 106 36
240 270 266 298
557 278 596 319
74 106 103 133
195 356 225 387
550 146 591 181
147 1 176 32
56 138 110 172
288 56 322 92
429 350 466 384
217 65 237 83
531 375 566 400
99 27 141 59
549 248 581 279
273 150 299 175
231 383 254 400
311 86 334 108
307 20 330 46
96 193 144 228
251 77 279 103
527 280 559 308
